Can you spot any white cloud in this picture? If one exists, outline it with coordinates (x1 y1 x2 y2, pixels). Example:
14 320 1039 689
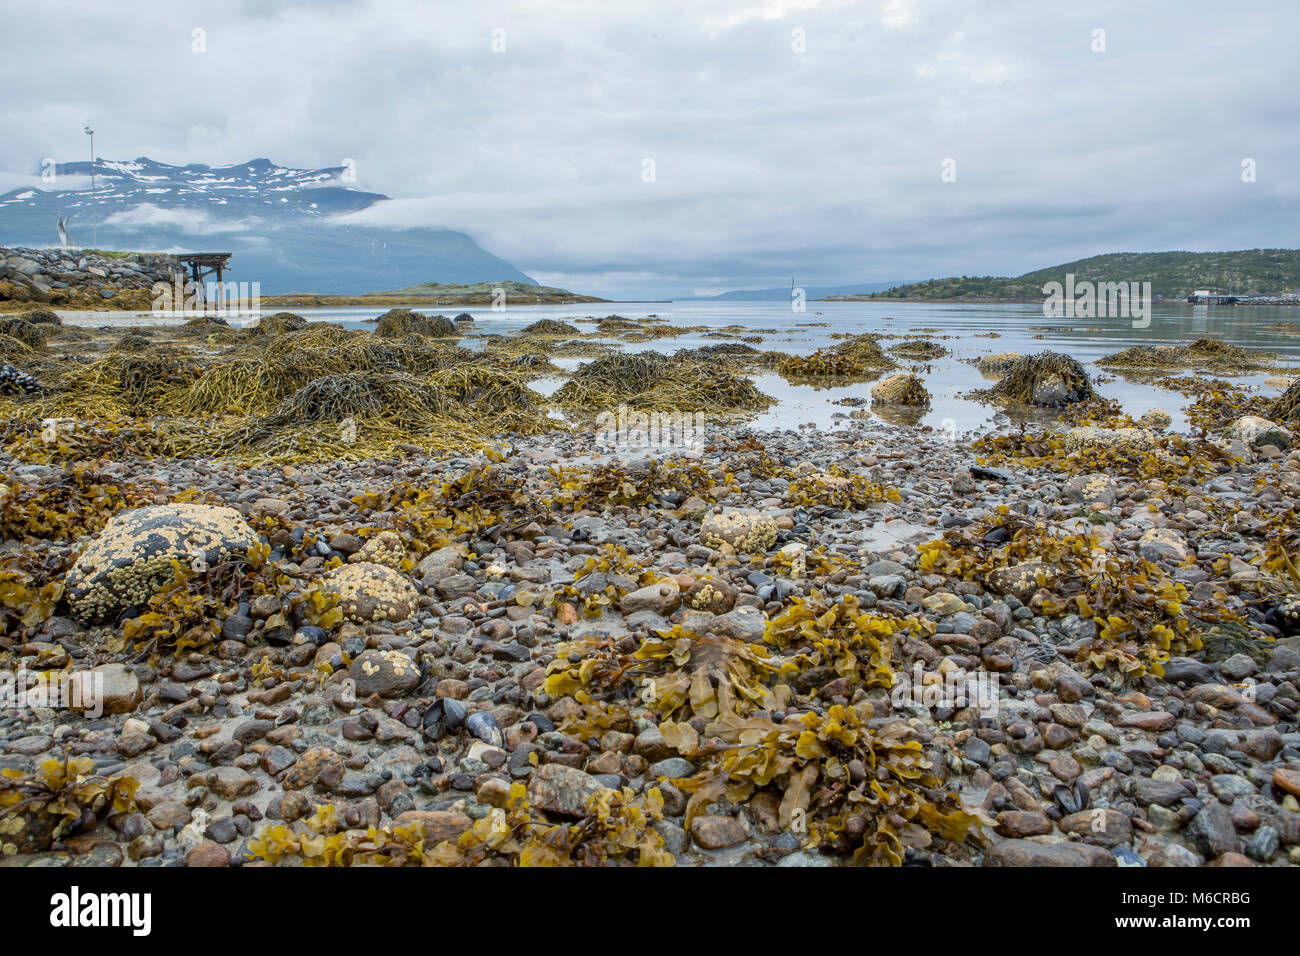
0 0 1297 297
102 204 258 233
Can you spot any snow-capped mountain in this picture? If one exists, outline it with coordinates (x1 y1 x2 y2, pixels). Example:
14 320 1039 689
0 157 536 294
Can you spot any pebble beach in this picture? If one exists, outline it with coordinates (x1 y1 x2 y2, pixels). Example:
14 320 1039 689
1 303 1299 869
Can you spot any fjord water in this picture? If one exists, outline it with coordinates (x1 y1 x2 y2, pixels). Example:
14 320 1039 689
269 299 1300 434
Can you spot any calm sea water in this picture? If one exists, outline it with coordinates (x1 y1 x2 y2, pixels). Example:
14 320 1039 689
76 300 1300 435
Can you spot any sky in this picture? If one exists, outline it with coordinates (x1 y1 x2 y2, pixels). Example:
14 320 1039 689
1 0 1297 299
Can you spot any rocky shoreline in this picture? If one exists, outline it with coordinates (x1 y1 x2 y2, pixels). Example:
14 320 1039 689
0 246 180 311
0 310 1298 868
1 412 1298 867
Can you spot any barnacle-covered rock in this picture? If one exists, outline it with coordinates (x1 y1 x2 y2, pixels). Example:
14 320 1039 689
64 504 258 624
684 578 737 613
986 561 1057 601
699 511 778 553
1138 528 1191 565
351 530 407 570
1139 408 1172 431
1062 426 1155 454
1264 595 1300 636
870 373 930 407
322 561 418 623
350 649 420 698
1062 473 1117 507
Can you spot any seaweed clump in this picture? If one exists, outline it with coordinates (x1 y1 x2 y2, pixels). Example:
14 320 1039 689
917 512 1236 677
1099 338 1276 374
973 351 1095 407
375 309 456 338
520 319 581 336
541 620 979 865
552 351 772 416
889 339 949 360
0 318 51 350
1269 378 1300 424
0 756 139 854
255 311 309 335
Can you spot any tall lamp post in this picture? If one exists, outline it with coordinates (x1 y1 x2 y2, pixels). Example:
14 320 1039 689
83 125 95 247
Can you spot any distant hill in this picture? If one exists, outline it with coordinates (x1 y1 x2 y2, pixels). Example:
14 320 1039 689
0 156 538 295
837 250 1300 301
262 279 606 308
690 281 911 301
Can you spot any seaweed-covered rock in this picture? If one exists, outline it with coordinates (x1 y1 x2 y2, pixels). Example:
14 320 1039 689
870 373 930 406
256 311 309 334
1269 378 1300 424
978 352 1022 374
22 308 61 327
453 312 474 327
699 511 778 553
521 319 579 336
65 504 259 624
982 351 1095 406
375 309 456 338
322 561 418 623
0 317 50 349
888 339 948 359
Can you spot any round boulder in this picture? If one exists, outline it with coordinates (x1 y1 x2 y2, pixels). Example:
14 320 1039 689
322 561 418 623
1230 415 1292 450
64 504 259 624
870 373 930 406
699 511 778 553
684 578 737 613
350 649 420 698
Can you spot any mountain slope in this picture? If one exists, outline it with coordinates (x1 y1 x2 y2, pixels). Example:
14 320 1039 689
853 250 1300 300
0 157 537 294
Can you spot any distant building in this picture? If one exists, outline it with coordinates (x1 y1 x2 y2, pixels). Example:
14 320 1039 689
1187 290 1238 304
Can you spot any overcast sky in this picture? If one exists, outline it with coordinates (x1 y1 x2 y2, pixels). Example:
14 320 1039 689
2 0 1297 298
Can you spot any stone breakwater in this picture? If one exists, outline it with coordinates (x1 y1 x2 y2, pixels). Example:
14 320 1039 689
0 415 1298 867
0 246 181 311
